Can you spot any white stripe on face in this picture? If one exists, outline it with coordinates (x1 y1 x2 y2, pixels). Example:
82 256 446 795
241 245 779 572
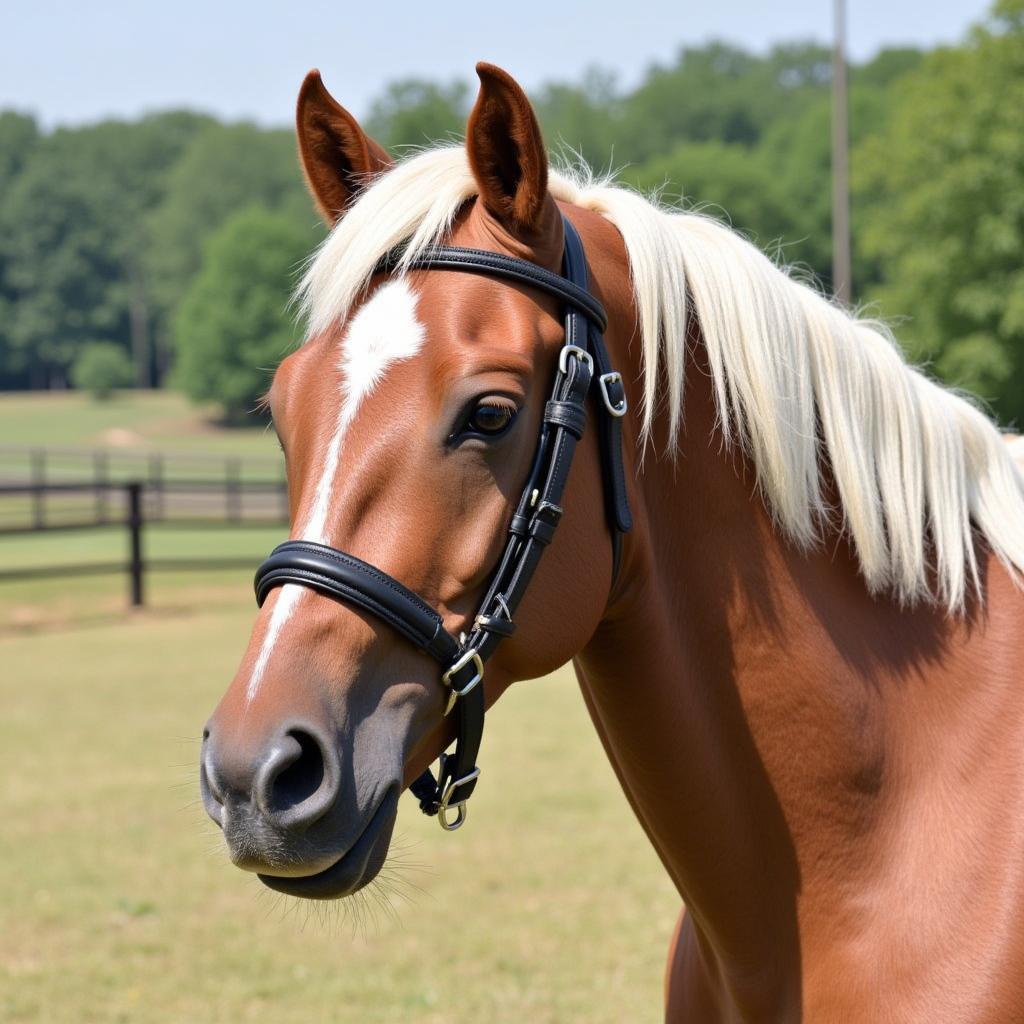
245 280 426 703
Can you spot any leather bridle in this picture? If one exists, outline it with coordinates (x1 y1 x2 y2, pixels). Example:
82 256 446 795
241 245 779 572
254 216 632 830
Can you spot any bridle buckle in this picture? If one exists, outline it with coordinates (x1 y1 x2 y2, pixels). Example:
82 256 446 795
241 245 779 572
558 344 594 375
437 764 481 831
598 371 628 417
441 648 484 716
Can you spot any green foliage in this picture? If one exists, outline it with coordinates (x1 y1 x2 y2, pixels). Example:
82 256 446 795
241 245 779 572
617 42 832 161
144 123 312 337
0 112 212 388
70 341 134 400
535 68 621 170
0 111 39 189
364 78 468 149
856 2 1024 422
174 207 314 422
627 141 794 253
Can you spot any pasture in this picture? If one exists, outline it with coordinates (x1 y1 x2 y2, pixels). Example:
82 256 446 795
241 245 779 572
0 389 276 456
0 393 678 1023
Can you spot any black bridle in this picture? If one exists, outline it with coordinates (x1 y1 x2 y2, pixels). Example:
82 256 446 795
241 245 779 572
254 216 632 830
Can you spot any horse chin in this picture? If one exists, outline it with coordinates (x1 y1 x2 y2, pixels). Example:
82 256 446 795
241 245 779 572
256 787 400 900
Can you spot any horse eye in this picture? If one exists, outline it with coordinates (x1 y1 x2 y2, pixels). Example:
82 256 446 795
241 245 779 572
466 401 516 437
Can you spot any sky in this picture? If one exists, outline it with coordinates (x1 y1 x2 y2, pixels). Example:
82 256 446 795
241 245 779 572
2 0 992 129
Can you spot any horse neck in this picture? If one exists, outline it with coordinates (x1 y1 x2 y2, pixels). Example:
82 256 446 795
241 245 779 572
575 333 809 988
573 321 1022 1006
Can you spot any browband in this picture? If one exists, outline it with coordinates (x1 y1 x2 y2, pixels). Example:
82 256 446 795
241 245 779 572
380 246 609 332
255 215 631 831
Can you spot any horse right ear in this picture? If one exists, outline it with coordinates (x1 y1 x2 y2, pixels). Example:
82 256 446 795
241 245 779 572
296 70 392 225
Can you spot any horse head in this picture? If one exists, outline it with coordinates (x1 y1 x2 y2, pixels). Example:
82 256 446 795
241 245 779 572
200 65 630 898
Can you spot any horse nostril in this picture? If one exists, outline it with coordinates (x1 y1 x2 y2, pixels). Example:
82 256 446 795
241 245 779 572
273 731 324 809
256 726 338 830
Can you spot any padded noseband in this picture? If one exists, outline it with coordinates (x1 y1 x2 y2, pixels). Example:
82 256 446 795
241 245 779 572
254 216 631 831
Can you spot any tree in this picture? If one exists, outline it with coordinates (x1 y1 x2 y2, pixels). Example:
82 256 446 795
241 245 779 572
617 42 832 163
0 112 40 389
71 341 134 399
855 0 1024 423
144 123 313 377
174 207 315 422
0 112 212 389
534 68 621 171
0 111 39 191
627 141 795 257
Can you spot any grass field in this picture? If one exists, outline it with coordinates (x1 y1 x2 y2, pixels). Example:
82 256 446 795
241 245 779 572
0 392 679 1022
0 390 276 457
0 582 678 1024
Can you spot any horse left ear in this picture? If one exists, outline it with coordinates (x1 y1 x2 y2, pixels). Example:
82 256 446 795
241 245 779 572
466 63 551 236
296 69 392 225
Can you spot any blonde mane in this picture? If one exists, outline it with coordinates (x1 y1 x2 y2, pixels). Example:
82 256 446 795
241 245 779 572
296 146 1024 612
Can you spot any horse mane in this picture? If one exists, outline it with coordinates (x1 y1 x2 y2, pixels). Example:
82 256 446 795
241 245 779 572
296 146 1024 612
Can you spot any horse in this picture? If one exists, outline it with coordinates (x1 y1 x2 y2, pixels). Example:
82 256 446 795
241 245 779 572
200 63 1024 1021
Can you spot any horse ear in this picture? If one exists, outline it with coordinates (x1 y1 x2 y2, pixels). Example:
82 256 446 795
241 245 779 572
466 63 550 235
296 70 392 224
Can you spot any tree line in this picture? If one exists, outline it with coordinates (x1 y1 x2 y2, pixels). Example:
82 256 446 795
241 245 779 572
0 0 1020 425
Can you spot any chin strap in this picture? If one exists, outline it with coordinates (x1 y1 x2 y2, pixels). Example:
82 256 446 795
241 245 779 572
254 215 631 831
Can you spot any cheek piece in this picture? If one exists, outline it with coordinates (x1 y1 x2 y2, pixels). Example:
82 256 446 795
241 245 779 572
253 216 632 831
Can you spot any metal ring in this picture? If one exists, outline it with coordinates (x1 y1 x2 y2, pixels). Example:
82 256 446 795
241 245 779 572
437 766 481 831
598 372 628 418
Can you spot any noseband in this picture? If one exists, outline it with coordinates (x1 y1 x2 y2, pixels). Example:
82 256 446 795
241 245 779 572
254 216 632 830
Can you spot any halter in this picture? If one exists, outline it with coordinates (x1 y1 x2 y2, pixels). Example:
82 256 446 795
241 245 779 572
254 216 632 830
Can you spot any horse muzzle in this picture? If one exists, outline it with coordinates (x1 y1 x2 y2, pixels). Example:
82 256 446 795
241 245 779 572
200 717 399 897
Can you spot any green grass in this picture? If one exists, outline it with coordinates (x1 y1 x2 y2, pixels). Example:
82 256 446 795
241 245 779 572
0 524 285 631
0 524 286 570
0 584 678 1023
0 390 276 457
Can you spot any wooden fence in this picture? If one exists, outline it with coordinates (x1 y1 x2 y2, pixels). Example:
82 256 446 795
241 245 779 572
0 446 289 606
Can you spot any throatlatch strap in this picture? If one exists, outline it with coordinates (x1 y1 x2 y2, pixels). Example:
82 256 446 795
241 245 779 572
562 221 633 539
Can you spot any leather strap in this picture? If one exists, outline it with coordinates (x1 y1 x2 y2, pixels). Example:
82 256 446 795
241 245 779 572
254 214 632 832
255 541 462 664
384 246 608 332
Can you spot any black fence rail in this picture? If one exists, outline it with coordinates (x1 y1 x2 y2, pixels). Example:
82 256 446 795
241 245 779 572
0 444 284 488
0 478 289 607
0 478 289 533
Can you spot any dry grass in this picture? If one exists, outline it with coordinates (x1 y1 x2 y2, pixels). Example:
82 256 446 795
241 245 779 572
0 580 677 1023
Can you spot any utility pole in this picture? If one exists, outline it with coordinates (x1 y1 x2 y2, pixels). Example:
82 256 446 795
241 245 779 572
832 0 852 305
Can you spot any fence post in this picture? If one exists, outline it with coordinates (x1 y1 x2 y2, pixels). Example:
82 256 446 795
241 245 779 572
127 481 144 607
279 477 289 522
226 456 242 524
31 448 47 529
94 450 109 524
149 453 164 521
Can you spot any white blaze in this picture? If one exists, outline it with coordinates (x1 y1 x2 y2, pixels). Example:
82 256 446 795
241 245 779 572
245 281 425 703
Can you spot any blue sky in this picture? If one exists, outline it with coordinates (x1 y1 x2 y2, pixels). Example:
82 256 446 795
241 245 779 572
2 0 992 128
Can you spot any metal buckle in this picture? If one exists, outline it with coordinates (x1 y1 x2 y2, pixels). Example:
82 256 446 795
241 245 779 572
558 345 594 375
474 593 515 637
437 765 481 831
440 648 484 716
598 372 628 417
